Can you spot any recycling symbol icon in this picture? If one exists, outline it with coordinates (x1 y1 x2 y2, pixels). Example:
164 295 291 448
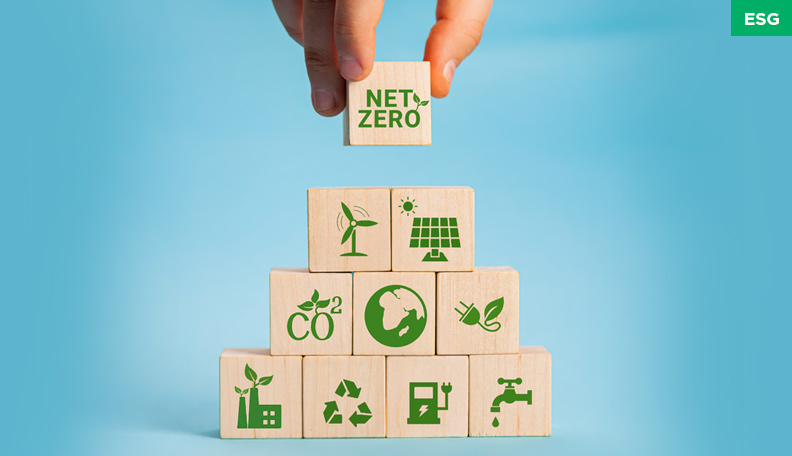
322 379 373 427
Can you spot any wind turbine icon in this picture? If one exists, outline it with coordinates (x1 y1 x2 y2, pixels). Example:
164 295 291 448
339 202 377 257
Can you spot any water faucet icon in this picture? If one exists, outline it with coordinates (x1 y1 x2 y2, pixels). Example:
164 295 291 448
490 377 532 413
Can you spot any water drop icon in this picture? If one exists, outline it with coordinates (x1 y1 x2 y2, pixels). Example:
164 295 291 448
492 416 499 428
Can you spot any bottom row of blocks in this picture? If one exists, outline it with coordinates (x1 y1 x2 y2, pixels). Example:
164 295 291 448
219 347 551 438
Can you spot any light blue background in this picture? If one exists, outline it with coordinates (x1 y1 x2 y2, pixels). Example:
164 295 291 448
3 1 790 454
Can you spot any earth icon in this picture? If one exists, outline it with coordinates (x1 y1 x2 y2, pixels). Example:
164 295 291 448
364 284 427 347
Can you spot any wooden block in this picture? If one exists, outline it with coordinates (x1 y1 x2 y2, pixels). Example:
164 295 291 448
352 272 436 355
469 347 552 437
269 268 352 356
344 61 431 146
391 187 474 272
302 356 386 438
437 267 519 355
308 187 391 272
386 356 469 437
219 348 302 438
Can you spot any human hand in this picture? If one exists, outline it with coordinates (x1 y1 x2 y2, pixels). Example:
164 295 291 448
273 0 493 117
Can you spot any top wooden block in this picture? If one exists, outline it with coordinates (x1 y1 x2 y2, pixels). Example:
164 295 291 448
344 62 431 146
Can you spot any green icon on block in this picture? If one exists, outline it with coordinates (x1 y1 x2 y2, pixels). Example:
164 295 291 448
490 377 532 428
235 364 281 429
409 217 461 262
323 379 373 427
338 202 377 257
364 284 427 347
407 382 452 425
398 197 417 216
287 289 342 341
455 297 504 332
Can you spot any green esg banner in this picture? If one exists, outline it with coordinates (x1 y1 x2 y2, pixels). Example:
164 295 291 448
732 0 791 36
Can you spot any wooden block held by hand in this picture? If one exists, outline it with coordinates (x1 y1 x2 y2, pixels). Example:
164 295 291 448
308 187 391 272
391 187 474 272
270 268 352 356
344 61 431 146
352 272 436 355
437 267 519 355
469 347 552 437
219 349 302 438
303 356 386 438
386 356 469 437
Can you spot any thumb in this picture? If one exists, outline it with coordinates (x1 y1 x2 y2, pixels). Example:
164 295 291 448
423 0 492 98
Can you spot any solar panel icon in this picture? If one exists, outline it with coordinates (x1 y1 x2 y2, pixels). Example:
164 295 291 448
409 217 461 262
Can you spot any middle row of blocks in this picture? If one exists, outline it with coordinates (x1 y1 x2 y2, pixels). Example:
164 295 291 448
270 267 519 356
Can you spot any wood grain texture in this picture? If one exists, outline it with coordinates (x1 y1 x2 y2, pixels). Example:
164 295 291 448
437 267 519 355
352 272 436 355
308 187 391 272
469 347 552 437
391 187 474 272
386 356 469 437
345 61 431 146
270 268 352 356
302 356 386 438
219 348 302 438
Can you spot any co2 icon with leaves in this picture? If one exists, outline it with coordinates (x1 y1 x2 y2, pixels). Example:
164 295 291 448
287 289 343 341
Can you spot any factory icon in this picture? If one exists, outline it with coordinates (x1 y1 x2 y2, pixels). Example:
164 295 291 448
234 364 282 429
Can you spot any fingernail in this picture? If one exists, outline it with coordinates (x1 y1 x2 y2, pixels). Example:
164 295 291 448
443 59 458 84
339 56 363 79
311 89 335 112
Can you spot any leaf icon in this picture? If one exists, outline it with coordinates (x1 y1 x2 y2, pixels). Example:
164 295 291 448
311 289 319 303
235 386 241 394
316 299 331 309
483 297 504 322
420 100 429 107
413 93 420 104
245 364 258 383
258 375 273 386
298 301 314 311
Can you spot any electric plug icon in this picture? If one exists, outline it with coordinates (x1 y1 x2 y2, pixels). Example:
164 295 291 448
438 382 452 412
454 298 503 333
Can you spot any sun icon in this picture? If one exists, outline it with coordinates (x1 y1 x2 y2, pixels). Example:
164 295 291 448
399 197 417 216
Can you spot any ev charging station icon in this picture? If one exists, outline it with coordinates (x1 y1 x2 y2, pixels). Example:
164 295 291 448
407 382 452 425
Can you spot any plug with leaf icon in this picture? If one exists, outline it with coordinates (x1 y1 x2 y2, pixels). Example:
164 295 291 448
455 297 504 332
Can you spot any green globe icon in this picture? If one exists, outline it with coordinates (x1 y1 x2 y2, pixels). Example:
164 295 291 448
364 285 427 347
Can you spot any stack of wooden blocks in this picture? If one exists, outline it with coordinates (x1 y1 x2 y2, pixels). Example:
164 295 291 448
220 186 552 438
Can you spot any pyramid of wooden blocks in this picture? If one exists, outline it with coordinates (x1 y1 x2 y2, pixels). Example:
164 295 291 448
220 186 552 438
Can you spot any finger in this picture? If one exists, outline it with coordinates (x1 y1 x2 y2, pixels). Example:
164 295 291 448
424 0 492 98
303 0 346 117
272 0 304 45
334 0 384 81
